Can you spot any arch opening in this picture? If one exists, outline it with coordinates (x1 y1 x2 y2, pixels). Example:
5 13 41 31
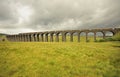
36 34 40 42
73 32 78 42
53 33 56 42
48 33 50 42
40 33 44 42
28 34 32 42
49 33 56 42
80 32 86 42
105 31 114 38
44 33 49 42
96 32 104 40
33 34 37 42
88 32 95 42
56 32 62 42
64 32 70 42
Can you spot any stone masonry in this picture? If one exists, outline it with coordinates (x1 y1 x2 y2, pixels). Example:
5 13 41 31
6 28 120 42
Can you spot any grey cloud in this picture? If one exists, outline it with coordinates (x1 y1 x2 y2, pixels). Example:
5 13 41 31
0 0 120 34
0 0 12 21
0 0 19 29
27 0 120 30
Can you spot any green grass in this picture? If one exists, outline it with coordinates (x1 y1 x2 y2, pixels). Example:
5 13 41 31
112 32 120 41
0 36 120 77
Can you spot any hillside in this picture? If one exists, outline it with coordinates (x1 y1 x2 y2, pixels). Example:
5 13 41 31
0 33 7 36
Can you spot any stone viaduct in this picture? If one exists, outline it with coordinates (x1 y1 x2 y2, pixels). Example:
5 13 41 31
6 28 120 42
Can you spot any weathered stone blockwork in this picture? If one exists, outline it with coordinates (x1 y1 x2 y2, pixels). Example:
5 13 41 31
6 28 120 42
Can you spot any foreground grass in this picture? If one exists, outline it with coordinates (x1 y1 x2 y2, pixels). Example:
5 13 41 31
0 41 120 77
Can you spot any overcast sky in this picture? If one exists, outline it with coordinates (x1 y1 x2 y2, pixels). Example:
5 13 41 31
0 0 120 34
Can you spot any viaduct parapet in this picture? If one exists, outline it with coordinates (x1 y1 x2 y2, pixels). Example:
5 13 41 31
6 28 120 42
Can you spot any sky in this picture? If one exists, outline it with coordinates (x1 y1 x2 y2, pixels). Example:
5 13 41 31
0 0 120 34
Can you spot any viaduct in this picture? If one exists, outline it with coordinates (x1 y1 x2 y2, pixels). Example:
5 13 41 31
6 28 120 42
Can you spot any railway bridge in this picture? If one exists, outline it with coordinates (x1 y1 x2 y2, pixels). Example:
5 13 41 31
6 28 120 42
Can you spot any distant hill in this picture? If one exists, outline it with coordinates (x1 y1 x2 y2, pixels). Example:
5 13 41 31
0 33 7 36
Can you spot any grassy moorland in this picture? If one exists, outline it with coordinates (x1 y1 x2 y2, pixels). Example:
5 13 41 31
0 36 120 77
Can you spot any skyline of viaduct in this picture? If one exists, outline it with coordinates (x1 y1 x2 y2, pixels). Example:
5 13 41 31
6 28 120 42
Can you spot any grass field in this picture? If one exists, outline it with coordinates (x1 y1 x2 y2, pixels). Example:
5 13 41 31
0 36 120 77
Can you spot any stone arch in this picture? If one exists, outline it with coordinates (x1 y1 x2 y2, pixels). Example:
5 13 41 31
27 34 32 42
49 32 56 42
9 35 12 41
18 35 21 42
96 32 104 40
47 32 54 42
87 31 95 42
13 35 16 42
47 33 50 42
36 33 40 42
55 32 62 42
101 31 106 39
12 35 14 42
10 35 13 42
105 31 114 38
40 33 44 42
17 35 20 42
64 32 71 42
7 35 10 41
53 33 56 42
21 34 25 42
79 31 87 42
32 34 37 42
44 33 49 42
24 34 28 42
29 34 32 42
27 34 30 42
77 31 81 42
15 35 17 42
16 35 19 42
32 34 36 42
12 35 14 41
70 32 78 42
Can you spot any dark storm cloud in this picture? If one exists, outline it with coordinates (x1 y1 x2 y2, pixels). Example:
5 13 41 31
0 0 120 33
